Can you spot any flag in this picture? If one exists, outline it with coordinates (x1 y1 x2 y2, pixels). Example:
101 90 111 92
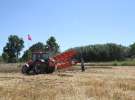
28 34 32 40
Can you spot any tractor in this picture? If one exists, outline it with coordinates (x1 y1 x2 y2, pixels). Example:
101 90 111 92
21 50 78 75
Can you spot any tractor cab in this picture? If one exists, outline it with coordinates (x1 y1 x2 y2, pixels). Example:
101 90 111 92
32 51 49 62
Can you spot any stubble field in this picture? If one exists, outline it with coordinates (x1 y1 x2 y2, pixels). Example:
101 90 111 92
0 64 135 100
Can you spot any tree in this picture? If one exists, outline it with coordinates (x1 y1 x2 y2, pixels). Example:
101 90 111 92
2 35 24 63
0 56 3 62
106 43 127 61
46 36 60 54
21 50 32 62
29 42 45 52
21 42 45 61
129 43 135 58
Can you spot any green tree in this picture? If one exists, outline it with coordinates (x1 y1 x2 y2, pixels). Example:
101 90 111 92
106 43 127 61
21 42 45 61
129 43 135 58
29 42 45 52
46 36 60 54
2 35 24 63
21 50 32 62
0 56 3 62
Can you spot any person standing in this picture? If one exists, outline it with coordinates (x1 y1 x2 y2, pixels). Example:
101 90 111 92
81 57 85 72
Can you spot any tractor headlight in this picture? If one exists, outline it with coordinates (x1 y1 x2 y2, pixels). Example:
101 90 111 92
25 64 29 67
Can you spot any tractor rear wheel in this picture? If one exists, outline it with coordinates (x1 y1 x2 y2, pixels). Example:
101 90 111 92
45 66 55 74
34 63 47 74
34 63 55 74
34 64 42 74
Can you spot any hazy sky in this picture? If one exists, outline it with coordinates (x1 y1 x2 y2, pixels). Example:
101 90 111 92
0 0 135 54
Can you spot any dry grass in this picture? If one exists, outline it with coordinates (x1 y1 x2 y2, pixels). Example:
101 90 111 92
0 63 23 73
0 65 135 100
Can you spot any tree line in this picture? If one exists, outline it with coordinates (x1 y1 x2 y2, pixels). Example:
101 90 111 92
1 35 59 63
73 43 135 62
1 35 135 63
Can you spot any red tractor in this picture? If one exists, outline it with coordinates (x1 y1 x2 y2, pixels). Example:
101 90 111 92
21 50 78 74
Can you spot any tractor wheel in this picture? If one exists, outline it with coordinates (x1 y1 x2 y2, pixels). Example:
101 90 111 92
21 65 30 74
45 66 55 74
34 64 41 74
34 64 46 74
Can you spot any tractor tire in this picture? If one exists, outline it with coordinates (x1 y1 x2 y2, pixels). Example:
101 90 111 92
45 66 55 74
21 65 30 74
34 64 42 74
34 64 46 74
34 63 55 74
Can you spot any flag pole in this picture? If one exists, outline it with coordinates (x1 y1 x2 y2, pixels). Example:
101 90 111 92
27 34 32 60
27 34 32 46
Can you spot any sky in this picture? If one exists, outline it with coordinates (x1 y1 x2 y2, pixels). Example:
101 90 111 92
0 0 135 55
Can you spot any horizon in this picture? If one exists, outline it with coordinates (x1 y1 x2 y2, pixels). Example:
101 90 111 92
0 0 135 55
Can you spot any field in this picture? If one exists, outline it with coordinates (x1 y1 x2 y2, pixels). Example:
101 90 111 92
0 64 135 100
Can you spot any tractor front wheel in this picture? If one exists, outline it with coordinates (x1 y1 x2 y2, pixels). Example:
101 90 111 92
21 65 30 74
